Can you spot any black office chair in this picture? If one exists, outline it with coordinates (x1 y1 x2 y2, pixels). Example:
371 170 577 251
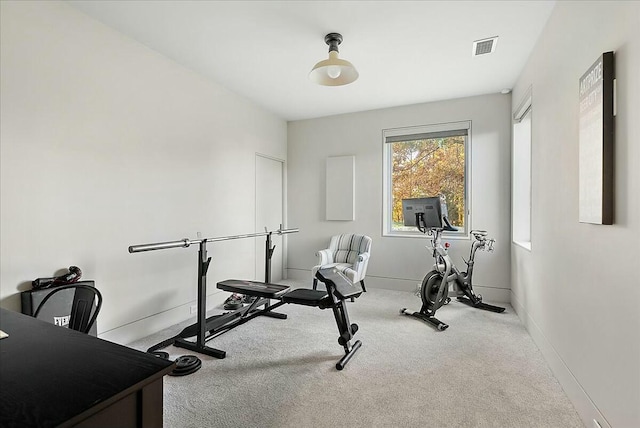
33 284 102 334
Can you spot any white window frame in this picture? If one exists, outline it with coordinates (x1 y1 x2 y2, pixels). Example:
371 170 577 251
382 120 472 238
512 88 532 251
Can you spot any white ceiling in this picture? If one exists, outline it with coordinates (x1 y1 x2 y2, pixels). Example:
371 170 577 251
67 1 556 121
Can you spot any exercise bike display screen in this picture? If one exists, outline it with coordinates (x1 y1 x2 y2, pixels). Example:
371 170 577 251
402 197 443 229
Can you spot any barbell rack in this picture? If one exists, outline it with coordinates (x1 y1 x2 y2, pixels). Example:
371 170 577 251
128 226 299 358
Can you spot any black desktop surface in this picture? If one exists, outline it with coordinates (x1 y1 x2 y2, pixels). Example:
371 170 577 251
0 308 174 428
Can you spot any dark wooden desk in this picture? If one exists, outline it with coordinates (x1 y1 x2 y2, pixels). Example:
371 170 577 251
0 308 175 428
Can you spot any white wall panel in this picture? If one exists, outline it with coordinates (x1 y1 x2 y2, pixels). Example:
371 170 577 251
326 156 355 221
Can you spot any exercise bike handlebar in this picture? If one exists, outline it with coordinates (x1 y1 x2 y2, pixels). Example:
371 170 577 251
470 230 495 252
128 227 299 253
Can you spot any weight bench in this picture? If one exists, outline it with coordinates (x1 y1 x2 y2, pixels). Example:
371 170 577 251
149 268 363 370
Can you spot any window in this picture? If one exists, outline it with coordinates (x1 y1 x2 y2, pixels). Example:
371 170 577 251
512 90 532 250
383 121 471 236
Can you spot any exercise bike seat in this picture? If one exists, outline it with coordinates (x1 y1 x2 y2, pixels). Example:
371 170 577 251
316 268 363 300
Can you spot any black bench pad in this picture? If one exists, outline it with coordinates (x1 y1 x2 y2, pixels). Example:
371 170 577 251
217 280 290 299
281 288 328 307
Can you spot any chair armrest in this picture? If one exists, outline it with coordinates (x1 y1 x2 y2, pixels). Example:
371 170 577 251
356 252 370 264
316 249 334 265
351 252 370 283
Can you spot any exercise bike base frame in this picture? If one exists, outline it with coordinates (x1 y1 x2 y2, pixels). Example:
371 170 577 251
400 308 449 331
456 296 505 313
452 274 506 314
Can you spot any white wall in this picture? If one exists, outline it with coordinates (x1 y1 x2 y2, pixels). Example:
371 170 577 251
510 2 640 427
0 1 287 344
287 94 512 302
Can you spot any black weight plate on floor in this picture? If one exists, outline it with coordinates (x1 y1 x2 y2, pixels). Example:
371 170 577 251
169 355 202 376
223 301 243 310
150 351 170 360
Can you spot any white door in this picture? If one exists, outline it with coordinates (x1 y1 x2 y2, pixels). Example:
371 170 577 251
255 154 284 283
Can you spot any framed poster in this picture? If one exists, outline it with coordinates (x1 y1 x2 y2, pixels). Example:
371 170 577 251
578 51 615 225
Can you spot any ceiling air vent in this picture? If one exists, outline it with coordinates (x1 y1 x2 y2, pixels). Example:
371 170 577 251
472 36 498 56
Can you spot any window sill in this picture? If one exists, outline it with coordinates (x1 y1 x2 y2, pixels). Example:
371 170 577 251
384 230 470 240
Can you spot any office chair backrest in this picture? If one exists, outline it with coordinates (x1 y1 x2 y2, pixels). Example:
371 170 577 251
33 284 102 334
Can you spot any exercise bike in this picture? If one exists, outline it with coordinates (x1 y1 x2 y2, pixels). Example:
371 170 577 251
400 197 505 330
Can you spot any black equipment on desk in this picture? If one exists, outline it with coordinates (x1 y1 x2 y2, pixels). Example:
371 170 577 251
32 265 83 289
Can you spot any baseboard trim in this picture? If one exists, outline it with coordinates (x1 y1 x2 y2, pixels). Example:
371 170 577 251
286 268 510 303
510 291 610 428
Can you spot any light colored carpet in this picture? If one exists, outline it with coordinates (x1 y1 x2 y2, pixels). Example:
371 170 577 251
128 281 584 428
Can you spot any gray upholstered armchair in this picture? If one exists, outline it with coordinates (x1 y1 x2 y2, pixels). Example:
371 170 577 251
312 234 372 291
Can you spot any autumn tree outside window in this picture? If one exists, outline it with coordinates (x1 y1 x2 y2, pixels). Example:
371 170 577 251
382 121 470 236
